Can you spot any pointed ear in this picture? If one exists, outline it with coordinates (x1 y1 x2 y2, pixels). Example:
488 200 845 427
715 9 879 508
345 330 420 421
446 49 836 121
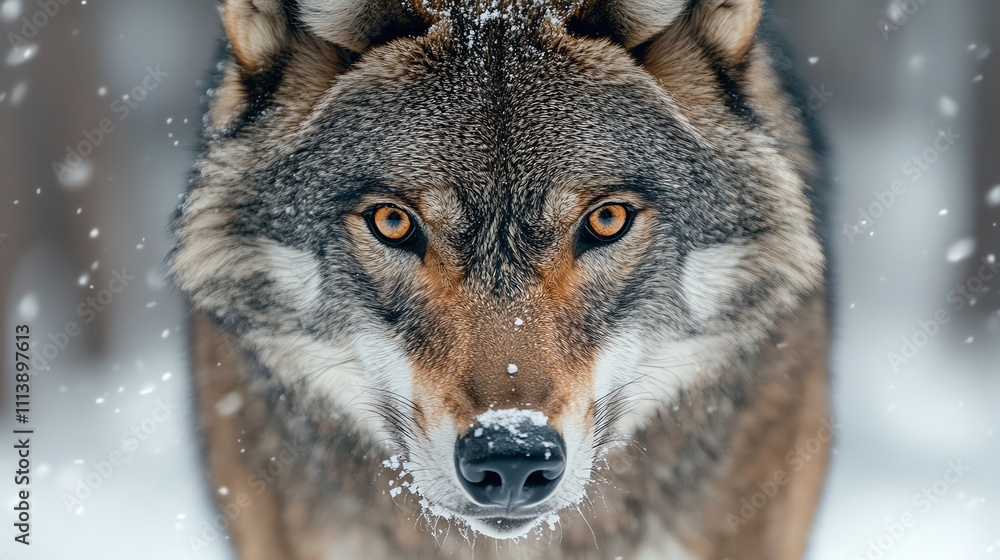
297 0 429 53
687 0 762 60
570 0 762 59
221 0 429 72
220 0 293 72
570 0 688 49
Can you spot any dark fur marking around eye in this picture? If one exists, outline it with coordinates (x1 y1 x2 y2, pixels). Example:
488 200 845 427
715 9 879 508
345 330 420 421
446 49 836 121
576 204 636 257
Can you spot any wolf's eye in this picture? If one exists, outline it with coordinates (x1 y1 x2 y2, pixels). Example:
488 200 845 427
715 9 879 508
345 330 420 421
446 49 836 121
366 205 416 246
583 204 633 242
576 203 635 257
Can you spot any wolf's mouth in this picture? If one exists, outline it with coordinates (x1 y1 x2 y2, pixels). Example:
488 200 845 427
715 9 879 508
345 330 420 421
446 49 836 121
466 515 544 538
439 501 562 538
447 501 558 520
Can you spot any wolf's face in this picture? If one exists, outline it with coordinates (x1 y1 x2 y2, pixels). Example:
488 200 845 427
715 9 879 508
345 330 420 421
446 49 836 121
172 0 824 539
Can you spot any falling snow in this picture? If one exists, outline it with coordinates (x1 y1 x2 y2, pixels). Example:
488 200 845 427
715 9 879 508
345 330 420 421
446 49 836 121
938 96 958 117
987 185 1000 206
946 238 976 262
18 294 38 320
3 1 998 558
0 0 22 21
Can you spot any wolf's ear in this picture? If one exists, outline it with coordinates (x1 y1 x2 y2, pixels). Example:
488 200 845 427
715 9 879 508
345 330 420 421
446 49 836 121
569 0 687 49
221 0 427 71
296 0 428 52
571 0 761 59
220 0 292 72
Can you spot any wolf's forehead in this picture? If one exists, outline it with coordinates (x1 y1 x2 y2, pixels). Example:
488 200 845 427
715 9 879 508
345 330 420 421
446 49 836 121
291 4 709 225
323 58 670 194
314 6 668 167
431 0 564 54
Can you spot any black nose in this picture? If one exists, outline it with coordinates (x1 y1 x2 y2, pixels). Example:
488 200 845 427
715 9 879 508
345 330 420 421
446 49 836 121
454 420 566 509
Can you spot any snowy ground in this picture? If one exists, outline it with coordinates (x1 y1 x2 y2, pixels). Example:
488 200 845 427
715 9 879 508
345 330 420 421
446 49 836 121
1 0 997 559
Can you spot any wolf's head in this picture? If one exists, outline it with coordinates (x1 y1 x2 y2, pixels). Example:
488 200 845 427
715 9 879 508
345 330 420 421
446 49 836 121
172 0 824 539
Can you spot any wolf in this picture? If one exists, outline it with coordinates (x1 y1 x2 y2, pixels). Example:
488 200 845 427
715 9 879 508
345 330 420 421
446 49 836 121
170 0 832 558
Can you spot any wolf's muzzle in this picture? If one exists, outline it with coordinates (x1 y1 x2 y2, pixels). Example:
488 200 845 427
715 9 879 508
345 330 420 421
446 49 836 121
454 423 566 510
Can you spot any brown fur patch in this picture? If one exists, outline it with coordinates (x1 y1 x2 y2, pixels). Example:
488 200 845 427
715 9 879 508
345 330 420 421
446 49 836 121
345 187 657 433
191 313 295 559
407 268 596 430
691 0 762 60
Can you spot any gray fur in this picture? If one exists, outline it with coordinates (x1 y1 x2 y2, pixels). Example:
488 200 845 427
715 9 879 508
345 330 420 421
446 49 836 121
171 0 829 557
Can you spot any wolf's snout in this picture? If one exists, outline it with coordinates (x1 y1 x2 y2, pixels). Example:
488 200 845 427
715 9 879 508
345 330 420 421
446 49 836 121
454 423 566 509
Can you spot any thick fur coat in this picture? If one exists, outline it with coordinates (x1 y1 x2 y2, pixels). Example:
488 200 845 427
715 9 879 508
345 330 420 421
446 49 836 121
170 1 832 558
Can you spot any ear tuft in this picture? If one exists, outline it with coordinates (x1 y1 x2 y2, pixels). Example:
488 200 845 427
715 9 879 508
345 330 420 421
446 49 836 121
570 0 762 61
570 0 687 49
689 0 761 60
221 0 292 72
221 0 430 70
297 0 429 53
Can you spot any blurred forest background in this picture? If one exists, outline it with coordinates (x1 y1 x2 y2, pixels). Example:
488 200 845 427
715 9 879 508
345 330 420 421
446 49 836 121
1 1 998 558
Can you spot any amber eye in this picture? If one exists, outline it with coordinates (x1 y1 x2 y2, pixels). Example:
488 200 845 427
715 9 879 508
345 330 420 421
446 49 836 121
576 203 635 256
585 204 631 241
366 205 416 245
